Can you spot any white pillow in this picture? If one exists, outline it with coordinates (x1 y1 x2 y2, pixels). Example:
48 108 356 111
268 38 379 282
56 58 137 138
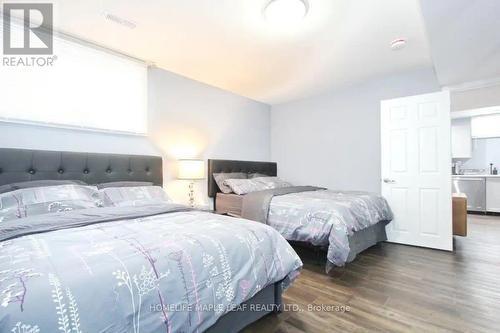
100 186 172 207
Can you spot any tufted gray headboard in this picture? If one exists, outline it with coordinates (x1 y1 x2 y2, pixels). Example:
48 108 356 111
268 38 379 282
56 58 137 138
207 159 277 198
0 148 163 187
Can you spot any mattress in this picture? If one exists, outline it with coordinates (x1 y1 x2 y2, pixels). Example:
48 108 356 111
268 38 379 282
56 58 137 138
216 192 244 217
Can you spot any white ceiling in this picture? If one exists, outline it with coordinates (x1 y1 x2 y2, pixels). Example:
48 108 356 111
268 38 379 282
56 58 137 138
420 0 500 88
30 0 433 105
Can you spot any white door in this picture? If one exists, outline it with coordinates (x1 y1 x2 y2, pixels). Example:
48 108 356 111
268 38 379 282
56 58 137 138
381 91 452 251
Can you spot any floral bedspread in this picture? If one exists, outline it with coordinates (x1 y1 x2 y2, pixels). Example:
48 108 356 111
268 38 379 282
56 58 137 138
268 190 393 267
0 205 302 333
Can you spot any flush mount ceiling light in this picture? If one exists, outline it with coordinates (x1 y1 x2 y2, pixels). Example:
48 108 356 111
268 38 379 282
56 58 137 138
390 38 407 51
103 11 137 29
264 0 308 25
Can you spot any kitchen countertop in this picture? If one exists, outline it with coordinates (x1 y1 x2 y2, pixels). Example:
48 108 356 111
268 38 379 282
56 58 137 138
452 174 500 178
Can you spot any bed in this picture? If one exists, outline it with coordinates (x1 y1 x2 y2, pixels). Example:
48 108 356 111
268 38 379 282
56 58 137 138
208 159 393 272
0 148 302 333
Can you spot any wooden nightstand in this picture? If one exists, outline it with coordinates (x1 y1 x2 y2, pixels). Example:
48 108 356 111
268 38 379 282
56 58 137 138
453 193 467 236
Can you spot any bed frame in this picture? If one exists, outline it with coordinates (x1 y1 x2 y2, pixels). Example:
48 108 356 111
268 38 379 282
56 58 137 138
0 149 284 333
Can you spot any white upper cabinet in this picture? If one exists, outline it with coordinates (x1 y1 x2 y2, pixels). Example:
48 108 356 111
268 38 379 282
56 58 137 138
471 114 500 138
451 118 472 158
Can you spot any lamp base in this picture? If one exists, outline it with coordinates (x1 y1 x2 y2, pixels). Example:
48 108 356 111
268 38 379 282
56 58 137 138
188 181 195 208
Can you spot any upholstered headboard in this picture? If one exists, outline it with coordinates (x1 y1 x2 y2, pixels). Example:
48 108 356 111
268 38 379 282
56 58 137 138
207 159 277 198
0 148 163 186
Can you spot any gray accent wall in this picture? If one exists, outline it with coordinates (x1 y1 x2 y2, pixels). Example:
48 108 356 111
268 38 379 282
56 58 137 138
270 67 441 193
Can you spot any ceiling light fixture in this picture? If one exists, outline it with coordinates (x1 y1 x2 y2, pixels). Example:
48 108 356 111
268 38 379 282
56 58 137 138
390 38 407 51
264 0 308 25
103 12 137 29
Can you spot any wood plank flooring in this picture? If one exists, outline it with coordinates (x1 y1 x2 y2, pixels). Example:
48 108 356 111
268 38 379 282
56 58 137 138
244 215 500 333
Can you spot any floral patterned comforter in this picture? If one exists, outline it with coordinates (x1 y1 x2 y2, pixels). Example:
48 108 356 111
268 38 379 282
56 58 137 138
0 204 302 333
268 190 393 267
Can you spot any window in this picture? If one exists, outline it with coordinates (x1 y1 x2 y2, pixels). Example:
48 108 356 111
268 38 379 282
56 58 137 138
471 114 500 139
0 23 148 134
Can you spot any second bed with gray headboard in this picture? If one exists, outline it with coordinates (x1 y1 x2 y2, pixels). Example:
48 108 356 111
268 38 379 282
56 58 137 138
207 158 393 272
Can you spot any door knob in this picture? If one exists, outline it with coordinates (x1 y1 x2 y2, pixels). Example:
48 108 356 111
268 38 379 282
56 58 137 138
383 178 396 184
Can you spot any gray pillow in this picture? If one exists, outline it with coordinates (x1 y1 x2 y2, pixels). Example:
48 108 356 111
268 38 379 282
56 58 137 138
253 176 293 189
213 172 248 193
0 185 101 222
97 181 154 189
248 173 270 179
99 186 171 207
0 180 87 194
223 178 268 195
224 177 293 195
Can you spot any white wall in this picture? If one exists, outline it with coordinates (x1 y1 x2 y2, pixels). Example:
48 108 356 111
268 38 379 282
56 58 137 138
484 139 500 170
0 67 271 207
462 138 500 171
271 67 441 193
148 67 270 205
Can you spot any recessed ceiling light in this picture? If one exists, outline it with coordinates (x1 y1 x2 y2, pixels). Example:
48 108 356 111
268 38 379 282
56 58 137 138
264 0 308 25
103 12 137 29
390 38 407 51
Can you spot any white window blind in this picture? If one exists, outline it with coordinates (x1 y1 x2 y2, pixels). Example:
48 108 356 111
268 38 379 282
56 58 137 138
471 114 500 139
0 22 148 134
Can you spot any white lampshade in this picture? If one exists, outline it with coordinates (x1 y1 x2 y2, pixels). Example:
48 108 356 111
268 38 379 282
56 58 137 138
178 159 205 180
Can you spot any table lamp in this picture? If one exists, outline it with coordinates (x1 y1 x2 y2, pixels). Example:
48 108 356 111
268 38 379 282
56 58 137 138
177 159 205 207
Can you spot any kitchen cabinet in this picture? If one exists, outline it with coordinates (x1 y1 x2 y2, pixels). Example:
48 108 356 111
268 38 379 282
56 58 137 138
451 118 471 158
486 178 500 212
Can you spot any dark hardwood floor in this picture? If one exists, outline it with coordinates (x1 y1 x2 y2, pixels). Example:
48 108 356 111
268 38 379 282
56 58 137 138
244 215 500 333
